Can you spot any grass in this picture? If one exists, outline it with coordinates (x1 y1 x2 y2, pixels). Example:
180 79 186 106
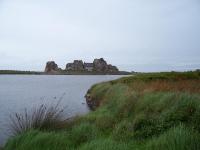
145 125 200 150
3 71 200 150
8 101 68 136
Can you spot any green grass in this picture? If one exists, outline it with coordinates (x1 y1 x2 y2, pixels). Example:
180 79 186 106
145 125 200 150
5 130 72 150
4 71 200 150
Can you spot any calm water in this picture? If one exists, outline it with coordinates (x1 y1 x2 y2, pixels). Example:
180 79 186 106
0 75 125 145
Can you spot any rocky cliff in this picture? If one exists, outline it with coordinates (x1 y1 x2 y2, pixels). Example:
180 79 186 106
45 61 61 73
93 58 118 73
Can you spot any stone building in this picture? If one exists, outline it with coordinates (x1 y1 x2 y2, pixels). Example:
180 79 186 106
84 63 94 71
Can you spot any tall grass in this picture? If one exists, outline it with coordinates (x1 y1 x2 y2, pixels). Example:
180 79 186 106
4 130 72 150
79 138 136 150
8 100 68 136
145 125 200 150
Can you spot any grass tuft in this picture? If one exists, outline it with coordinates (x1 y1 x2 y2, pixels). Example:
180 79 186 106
8 101 68 136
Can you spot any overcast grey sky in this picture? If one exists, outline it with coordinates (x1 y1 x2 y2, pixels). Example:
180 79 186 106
0 0 199 72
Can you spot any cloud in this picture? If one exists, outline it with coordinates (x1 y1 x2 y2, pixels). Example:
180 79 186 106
0 0 199 71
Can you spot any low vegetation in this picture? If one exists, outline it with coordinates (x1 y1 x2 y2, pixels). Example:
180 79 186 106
0 70 42 75
3 71 200 150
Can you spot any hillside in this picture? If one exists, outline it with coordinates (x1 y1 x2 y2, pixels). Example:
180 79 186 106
3 71 200 150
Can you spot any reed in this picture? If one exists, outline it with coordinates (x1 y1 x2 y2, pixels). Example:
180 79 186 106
8 100 67 136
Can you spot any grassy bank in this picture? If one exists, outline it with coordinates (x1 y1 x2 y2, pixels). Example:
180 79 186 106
3 71 200 150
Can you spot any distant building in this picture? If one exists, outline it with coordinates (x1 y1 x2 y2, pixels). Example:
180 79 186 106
66 63 73 70
84 63 94 72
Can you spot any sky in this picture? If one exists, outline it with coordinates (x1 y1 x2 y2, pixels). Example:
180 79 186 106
0 0 200 72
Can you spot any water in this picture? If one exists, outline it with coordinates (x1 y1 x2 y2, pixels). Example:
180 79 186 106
0 75 125 146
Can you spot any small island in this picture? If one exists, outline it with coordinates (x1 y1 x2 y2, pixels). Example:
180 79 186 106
45 58 130 75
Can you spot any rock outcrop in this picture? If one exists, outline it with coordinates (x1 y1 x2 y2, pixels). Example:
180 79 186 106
93 58 108 72
107 64 119 73
85 93 97 110
45 61 60 73
93 58 119 73
65 58 119 73
45 58 120 74
66 60 85 71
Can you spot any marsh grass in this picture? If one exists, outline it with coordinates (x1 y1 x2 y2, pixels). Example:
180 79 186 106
8 100 68 136
145 124 200 150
